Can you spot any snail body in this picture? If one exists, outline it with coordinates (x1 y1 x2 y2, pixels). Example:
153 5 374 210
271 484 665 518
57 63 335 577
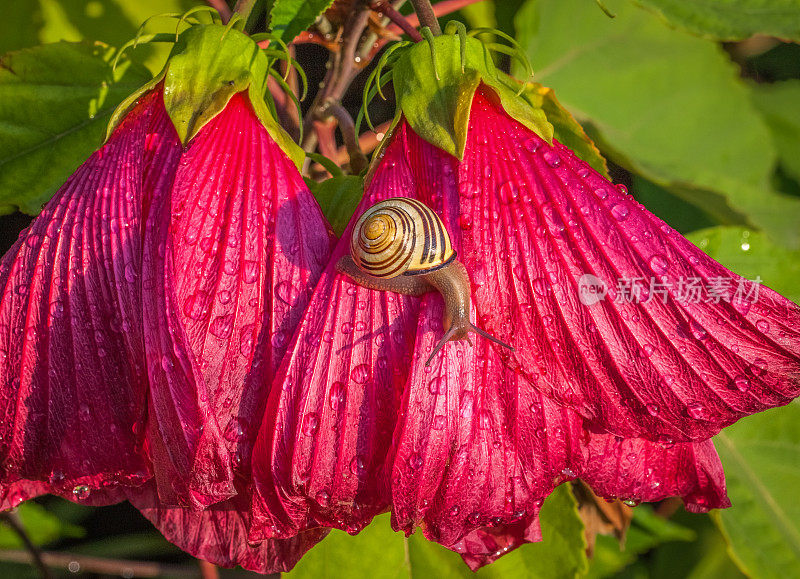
336 197 513 365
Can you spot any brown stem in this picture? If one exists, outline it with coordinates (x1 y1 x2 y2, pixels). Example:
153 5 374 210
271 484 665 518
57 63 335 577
370 1 423 41
0 511 53 579
232 0 259 25
409 0 441 34
205 0 232 22
323 102 369 173
198 559 220 579
0 550 197 577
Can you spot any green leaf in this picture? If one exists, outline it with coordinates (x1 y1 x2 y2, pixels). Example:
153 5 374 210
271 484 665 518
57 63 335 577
0 0 202 73
686 226 800 304
515 0 800 248
632 0 800 42
268 0 336 42
308 175 364 237
0 41 152 214
712 402 800 579
0 503 84 548
750 80 800 185
523 82 609 177
587 505 694 578
288 484 586 578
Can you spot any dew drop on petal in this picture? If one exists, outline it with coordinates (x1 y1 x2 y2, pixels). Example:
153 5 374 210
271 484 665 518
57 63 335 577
750 357 767 376
243 261 259 283
432 415 446 430
687 402 708 420
617 184 629 195
524 138 541 153
646 403 659 416
643 343 655 357
543 150 561 167
409 453 423 470
302 413 320 436
756 319 770 333
329 382 345 409
733 375 750 392
350 364 369 384
649 254 669 275
350 455 366 475
610 203 630 221
72 485 91 500
594 187 608 200
315 490 330 506
209 314 234 338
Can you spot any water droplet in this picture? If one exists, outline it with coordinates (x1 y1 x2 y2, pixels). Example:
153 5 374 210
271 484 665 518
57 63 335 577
687 402 708 420
72 485 90 500
271 331 287 349
210 314 234 338
646 403 659 416
124 263 137 283
595 187 608 200
350 364 369 384
543 150 561 167
409 453 423 470
643 344 655 357
302 413 320 436
741 242 750 251
449 505 460 516
428 377 444 395
329 382 345 409
459 214 472 230
622 498 639 507
340 322 353 334
275 281 298 306
610 203 630 221
749 358 767 376
350 455 366 476
184 292 210 320
690 321 708 341
617 184 629 195
498 181 519 203
649 254 669 275
533 278 550 296
432 415 446 430
243 261 259 283
161 355 173 372
733 375 750 392
524 138 541 153
756 319 770 333
315 490 330 506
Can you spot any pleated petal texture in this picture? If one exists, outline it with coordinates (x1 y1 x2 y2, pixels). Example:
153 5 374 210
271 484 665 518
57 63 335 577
251 116 730 569
0 92 164 501
128 483 328 573
141 93 334 508
455 87 800 442
1 88 334 571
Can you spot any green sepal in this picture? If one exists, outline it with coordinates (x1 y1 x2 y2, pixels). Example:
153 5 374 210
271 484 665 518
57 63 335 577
391 33 553 159
106 23 304 168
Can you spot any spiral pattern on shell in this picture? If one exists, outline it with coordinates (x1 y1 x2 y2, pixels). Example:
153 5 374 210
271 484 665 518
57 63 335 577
350 198 455 279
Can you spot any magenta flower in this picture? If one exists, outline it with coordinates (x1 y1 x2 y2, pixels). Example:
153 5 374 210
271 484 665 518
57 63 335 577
245 82 795 567
0 21 333 572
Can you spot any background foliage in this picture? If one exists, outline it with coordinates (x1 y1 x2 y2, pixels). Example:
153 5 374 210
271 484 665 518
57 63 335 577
1 0 799 576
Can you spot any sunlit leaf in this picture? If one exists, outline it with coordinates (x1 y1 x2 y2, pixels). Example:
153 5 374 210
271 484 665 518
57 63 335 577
633 0 800 42
587 505 694 578
288 484 586 578
515 0 800 248
750 80 800 185
687 226 800 304
0 503 84 548
268 0 336 42
0 41 152 214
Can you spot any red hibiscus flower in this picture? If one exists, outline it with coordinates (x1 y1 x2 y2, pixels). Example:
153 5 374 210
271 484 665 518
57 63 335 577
248 33 798 569
0 22 333 573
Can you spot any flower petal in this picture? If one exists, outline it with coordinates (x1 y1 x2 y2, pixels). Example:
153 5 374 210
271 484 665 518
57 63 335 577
250 124 429 540
0 92 165 498
457 87 800 441
578 432 729 512
141 93 333 507
128 483 327 573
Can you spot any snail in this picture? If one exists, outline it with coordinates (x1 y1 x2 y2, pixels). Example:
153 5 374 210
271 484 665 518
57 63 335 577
336 197 514 366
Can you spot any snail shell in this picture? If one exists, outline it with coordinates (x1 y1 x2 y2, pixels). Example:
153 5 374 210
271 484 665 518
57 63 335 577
350 198 455 278
338 197 513 366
